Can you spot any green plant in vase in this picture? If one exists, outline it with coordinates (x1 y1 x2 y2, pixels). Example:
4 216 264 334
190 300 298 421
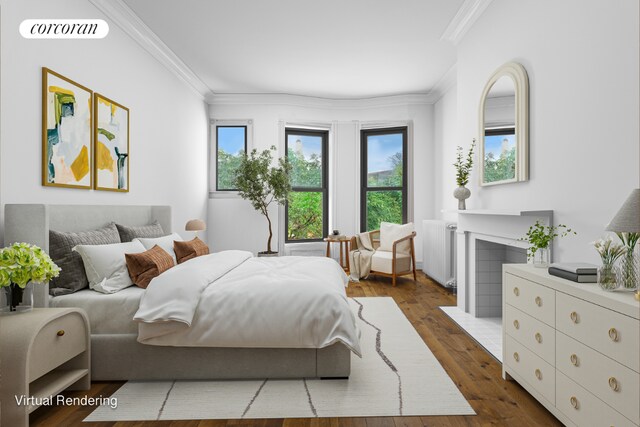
452 139 475 210
0 242 60 312
521 220 576 267
593 237 626 290
616 232 639 290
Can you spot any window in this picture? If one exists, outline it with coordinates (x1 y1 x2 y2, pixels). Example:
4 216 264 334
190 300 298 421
285 128 328 242
216 125 247 191
361 127 407 231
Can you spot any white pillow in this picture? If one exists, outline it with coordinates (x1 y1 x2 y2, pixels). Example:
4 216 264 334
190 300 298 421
379 222 414 254
134 233 183 262
73 241 146 294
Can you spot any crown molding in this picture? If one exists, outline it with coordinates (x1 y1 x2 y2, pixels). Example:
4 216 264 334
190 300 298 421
427 63 457 103
88 0 213 100
440 0 494 45
209 93 434 109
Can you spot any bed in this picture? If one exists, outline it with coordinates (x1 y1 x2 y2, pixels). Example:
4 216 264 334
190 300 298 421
4 204 355 380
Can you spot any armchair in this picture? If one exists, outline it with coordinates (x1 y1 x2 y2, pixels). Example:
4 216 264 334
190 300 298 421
350 228 417 286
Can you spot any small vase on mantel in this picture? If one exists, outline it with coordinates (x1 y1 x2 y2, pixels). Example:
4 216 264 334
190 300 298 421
453 186 471 210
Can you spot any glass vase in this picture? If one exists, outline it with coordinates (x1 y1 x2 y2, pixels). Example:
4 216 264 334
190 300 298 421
598 264 620 291
0 283 34 314
619 249 639 291
533 247 550 268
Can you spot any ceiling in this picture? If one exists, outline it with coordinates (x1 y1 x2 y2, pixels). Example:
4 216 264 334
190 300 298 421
123 0 464 99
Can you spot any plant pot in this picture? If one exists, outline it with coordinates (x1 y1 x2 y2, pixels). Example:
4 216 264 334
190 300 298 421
453 186 471 210
532 247 550 268
257 251 279 257
0 282 34 314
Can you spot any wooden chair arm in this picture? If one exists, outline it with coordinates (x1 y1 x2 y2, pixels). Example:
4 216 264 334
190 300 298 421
349 236 357 250
392 231 417 256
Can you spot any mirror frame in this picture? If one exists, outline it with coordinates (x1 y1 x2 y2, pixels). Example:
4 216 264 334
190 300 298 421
478 62 529 186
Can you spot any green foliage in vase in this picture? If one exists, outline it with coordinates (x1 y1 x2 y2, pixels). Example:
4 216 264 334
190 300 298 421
521 220 576 259
593 237 626 265
234 146 292 253
0 242 60 288
615 232 639 288
484 147 516 183
453 139 475 186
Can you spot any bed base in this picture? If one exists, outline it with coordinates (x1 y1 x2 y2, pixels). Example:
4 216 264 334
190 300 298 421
92 334 350 380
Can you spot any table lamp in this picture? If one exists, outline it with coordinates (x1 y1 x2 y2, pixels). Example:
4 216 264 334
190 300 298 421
185 219 206 237
605 189 640 300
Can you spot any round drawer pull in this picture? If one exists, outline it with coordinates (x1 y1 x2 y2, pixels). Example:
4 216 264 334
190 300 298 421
608 328 619 342
570 396 579 409
535 332 542 343
535 296 542 306
609 377 620 392
513 352 519 362
570 354 579 366
513 287 520 296
56 330 65 337
570 311 578 323
535 369 542 380
513 319 520 330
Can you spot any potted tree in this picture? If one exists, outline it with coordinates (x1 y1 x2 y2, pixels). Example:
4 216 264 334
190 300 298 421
234 146 292 256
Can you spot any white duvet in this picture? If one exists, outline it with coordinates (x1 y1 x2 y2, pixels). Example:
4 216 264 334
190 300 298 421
134 250 361 356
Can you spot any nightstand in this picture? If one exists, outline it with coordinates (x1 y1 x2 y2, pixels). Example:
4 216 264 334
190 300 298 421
0 308 90 427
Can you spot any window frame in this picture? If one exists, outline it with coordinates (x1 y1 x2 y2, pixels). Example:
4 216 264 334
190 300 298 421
360 126 408 232
215 125 248 192
284 127 329 243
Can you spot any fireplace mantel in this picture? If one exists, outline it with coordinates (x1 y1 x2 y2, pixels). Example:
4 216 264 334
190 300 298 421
454 209 555 315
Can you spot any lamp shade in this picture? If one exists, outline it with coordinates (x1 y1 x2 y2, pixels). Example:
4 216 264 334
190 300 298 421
185 219 206 232
605 189 640 232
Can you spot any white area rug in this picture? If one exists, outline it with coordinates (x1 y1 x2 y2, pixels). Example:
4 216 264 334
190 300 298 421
85 297 475 422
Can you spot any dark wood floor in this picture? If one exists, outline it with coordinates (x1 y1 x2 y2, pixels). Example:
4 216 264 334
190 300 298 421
30 272 561 427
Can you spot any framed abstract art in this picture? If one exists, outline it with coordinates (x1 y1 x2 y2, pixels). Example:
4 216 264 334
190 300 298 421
93 93 129 192
42 68 93 189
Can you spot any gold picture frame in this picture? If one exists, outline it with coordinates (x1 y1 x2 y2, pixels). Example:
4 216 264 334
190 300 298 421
42 68 93 189
93 93 130 192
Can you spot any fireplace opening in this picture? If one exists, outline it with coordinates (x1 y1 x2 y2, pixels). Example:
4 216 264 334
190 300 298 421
475 239 527 318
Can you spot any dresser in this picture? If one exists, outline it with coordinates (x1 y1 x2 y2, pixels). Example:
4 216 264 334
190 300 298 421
503 264 639 427
0 308 90 427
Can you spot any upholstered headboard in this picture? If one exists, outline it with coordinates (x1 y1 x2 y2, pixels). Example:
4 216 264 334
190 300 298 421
4 204 172 307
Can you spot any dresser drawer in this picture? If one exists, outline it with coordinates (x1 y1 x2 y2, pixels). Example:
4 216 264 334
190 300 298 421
556 331 639 424
505 273 555 326
29 312 87 382
505 304 555 365
556 370 635 427
505 335 555 404
556 292 639 372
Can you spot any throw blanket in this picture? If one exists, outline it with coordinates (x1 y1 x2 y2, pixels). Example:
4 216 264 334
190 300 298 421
134 251 361 356
350 232 375 282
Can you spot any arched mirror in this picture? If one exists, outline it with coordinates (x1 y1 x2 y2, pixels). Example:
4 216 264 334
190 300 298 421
478 62 529 186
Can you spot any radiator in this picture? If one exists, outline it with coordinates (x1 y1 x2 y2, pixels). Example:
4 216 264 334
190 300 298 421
422 220 457 288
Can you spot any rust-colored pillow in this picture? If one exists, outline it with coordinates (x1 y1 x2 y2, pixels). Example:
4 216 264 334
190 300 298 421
125 245 175 288
174 237 209 264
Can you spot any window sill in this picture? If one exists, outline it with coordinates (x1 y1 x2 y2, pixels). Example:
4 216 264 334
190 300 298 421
209 191 243 199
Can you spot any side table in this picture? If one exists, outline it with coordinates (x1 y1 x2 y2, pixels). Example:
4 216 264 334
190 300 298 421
324 236 350 273
0 308 91 427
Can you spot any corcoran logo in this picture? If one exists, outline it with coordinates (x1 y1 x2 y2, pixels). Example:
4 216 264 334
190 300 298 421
19 19 109 39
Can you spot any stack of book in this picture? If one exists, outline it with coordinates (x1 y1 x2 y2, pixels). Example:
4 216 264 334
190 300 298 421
548 263 597 283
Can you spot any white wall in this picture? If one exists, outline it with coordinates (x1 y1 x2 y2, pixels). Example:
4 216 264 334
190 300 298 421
435 0 640 263
0 0 209 242
208 95 434 263
434 85 459 221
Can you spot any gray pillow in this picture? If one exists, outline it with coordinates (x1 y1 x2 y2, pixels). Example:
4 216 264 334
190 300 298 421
116 221 165 242
49 222 121 296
